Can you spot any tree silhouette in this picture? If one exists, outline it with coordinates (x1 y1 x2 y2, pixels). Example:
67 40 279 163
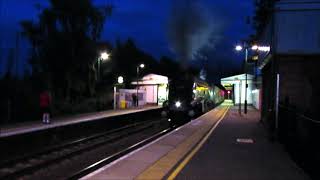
21 0 112 101
111 39 159 87
252 0 275 38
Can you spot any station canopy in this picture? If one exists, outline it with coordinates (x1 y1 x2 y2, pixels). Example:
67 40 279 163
221 74 254 85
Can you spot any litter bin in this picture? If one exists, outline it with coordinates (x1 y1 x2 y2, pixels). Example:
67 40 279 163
120 100 126 109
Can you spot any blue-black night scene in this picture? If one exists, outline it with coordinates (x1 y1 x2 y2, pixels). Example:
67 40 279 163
0 0 254 81
0 1 319 180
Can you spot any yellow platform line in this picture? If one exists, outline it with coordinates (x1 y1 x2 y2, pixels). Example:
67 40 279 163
135 106 229 180
167 106 230 179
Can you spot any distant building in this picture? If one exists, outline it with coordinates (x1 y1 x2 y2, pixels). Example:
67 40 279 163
131 74 169 106
221 74 261 109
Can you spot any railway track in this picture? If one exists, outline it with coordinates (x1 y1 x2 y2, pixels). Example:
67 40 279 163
0 119 167 179
69 126 173 179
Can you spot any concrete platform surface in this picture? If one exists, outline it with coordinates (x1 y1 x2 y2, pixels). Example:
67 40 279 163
174 106 310 180
0 106 161 138
81 104 229 180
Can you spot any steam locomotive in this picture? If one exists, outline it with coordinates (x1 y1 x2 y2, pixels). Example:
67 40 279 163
162 71 225 127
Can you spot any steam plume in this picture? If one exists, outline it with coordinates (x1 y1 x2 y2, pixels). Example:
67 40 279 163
168 0 223 68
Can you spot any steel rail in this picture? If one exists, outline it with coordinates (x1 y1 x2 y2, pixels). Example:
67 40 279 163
0 119 162 179
68 126 173 180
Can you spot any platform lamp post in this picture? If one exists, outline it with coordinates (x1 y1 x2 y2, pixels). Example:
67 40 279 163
114 76 124 109
235 44 271 114
136 64 145 107
235 44 248 114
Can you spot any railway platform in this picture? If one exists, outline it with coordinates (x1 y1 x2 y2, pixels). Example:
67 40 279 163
81 101 310 180
0 106 161 138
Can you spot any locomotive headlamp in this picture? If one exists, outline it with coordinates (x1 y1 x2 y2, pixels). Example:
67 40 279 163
175 101 182 108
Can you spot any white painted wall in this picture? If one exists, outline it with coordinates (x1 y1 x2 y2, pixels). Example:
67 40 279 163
233 80 253 105
143 85 157 104
252 89 260 110
140 85 167 104
234 81 241 105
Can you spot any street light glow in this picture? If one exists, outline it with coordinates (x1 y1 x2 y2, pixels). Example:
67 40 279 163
235 45 243 51
139 64 145 68
251 45 258 50
251 45 270 52
175 101 181 108
100 52 110 61
258 46 270 52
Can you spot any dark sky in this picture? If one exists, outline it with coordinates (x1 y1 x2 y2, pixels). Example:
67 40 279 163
0 0 254 81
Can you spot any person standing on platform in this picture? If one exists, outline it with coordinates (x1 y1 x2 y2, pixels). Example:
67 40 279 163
40 89 51 124
132 93 137 107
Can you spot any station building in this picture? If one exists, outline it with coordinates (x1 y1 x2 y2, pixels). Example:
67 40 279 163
117 74 168 108
221 74 261 110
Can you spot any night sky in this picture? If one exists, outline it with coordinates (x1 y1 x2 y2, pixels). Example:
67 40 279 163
0 0 254 82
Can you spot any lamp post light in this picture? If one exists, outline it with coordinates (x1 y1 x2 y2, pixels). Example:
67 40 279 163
235 45 243 51
136 64 145 107
251 45 258 51
235 43 271 114
235 44 248 114
97 51 110 81
114 76 124 110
